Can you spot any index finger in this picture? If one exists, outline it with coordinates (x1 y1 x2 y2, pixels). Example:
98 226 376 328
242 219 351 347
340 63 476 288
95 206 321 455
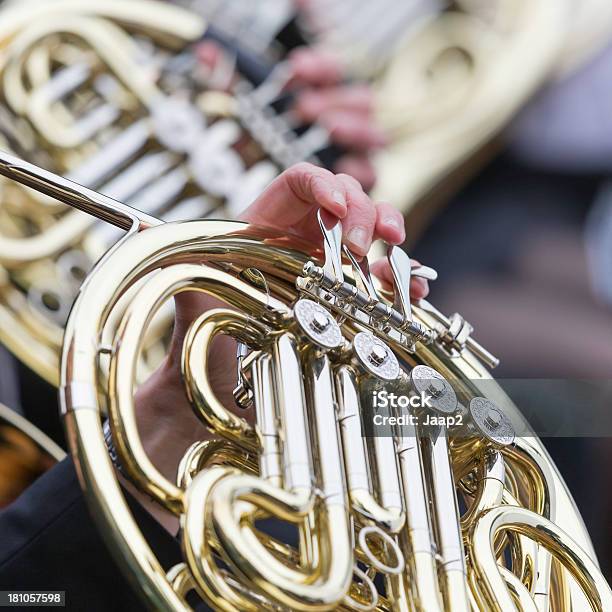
239 162 347 229
288 47 344 86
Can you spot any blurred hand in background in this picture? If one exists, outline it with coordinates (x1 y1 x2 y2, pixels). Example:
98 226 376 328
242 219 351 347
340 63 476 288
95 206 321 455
197 41 386 191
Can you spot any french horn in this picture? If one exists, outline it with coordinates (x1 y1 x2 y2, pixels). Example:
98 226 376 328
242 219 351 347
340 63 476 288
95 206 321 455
0 0 332 385
0 151 609 610
300 0 571 233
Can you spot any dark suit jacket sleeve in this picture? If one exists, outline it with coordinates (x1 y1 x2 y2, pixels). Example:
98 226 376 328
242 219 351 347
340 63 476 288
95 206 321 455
0 457 183 612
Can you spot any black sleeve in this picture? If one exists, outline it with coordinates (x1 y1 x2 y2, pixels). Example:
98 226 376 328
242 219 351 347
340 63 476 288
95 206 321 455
0 457 183 612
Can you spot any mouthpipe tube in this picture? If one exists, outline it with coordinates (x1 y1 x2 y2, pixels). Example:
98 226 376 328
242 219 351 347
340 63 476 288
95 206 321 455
0 149 162 231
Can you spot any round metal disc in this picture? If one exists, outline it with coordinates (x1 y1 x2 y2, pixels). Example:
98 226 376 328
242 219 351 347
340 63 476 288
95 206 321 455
469 397 515 446
294 299 343 349
353 332 400 381
409 365 457 414
151 97 205 153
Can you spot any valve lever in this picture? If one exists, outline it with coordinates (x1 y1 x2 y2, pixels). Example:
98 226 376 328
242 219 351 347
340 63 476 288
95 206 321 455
387 245 415 323
386 246 439 324
343 246 379 301
317 210 344 283
249 61 292 105
411 264 438 281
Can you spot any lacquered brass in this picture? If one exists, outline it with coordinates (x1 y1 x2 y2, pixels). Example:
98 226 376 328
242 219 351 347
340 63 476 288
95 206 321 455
0 150 608 610
0 0 330 385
